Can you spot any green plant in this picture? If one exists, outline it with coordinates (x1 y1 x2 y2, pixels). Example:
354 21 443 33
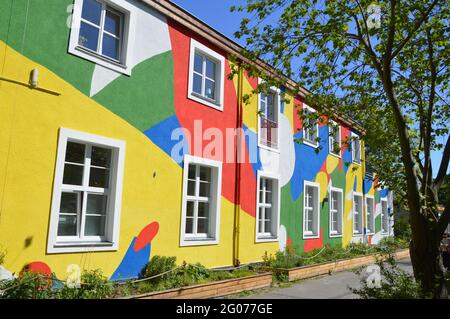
0 271 53 299
394 216 412 241
142 255 177 281
350 255 424 299
0 249 5 265
56 269 112 299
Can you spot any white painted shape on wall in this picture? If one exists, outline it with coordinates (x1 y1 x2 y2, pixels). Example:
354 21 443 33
90 1 172 97
278 224 287 252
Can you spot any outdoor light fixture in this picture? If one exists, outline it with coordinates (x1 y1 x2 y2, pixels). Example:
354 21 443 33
30 68 39 87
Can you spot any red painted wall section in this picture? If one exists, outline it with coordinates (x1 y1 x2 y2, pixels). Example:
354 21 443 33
293 97 303 134
167 19 257 217
303 229 324 252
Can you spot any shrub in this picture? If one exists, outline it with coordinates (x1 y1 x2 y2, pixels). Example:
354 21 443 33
56 269 112 299
0 271 53 299
394 216 411 241
142 255 177 282
350 255 423 299
0 249 5 265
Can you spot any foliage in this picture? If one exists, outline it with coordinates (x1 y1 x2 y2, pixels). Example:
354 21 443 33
231 0 450 296
394 216 412 241
350 255 424 299
0 249 5 265
55 269 112 299
0 271 53 299
141 255 177 285
438 174 450 206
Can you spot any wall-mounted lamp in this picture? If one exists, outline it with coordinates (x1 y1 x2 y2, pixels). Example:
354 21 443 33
30 68 39 87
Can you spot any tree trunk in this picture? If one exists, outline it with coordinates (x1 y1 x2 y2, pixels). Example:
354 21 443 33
409 208 447 298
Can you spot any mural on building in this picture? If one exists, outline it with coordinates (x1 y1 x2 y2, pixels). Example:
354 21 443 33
0 0 393 281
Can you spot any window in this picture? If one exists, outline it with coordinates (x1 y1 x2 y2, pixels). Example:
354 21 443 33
381 199 389 234
303 181 320 238
69 0 134 74
302 105 319 148
180 155 222 246
366 196 375 234
48 128 125 253
258 90 279 150
188 39 225 110
329 122 341 157
256 173 280 242
329 188 343 237
353 193 363 235
351 133 361 164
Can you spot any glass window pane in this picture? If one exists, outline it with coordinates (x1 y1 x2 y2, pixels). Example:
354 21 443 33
79 22 99 52
198 202 209 218
84 216 106 236
65 142 85 163
187 180 196 196
81 0 102 25
264 220 272 234
194 53 203 73
199 182 210 197
104 10 121 36
86 194 107 215
58 215 78 236
205 58 216 79
188 164 196 179
89 167 110 188
193 73 203 95
205 79 215 100
60 192 80 214
185 217 193 234
102 33 120 60
91 146 111 168
264 207 272 220
63 164 84 185
197 218 208 234
199 166 211 182
186 201 194 217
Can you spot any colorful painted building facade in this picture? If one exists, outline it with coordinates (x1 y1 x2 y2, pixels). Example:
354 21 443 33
0 0 394 281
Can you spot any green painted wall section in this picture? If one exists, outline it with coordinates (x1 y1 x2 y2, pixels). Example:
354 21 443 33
280 183 304 252
93 52 175 131
0 0 94 95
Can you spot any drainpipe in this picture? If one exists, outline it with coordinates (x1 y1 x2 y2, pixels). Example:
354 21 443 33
233 65 244 266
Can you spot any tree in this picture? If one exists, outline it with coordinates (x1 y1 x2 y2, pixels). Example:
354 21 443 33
231 0 450 297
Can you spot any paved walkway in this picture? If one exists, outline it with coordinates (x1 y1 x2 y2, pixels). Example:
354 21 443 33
242 258 413 299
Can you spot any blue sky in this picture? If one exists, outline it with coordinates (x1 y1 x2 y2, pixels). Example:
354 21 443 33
171 0 449 178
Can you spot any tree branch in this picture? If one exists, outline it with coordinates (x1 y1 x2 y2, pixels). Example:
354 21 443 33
390 0 440 60
434 135 450 190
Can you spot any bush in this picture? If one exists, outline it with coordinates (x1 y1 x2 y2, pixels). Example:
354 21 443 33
350 255 424 299
0 271 53 299
142 255 176 282
394 216 411 241
56 269 112 299
0 249 5 265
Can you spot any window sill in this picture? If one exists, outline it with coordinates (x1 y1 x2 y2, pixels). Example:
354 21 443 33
48 241 118 254
188 92 223 111
255 235 278 243
180 237 219 247
303 233 320 239
352 161 362 166
303 140 319 148
69 45 131 76
329 151 341 159
329 232 343 238
258 142 280 153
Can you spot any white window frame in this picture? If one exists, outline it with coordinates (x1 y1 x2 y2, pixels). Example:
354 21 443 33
302 104 319 148
328 121 341 157
351 132 361 165
255 171 281 242
365 195 375 235
303 181 321 239
68 0 136 75
329 187 343 238
353 192 364 236
257 80 281 152
47 128 125 253
381 198 389 234
180 155 222 246
188 39 225 111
